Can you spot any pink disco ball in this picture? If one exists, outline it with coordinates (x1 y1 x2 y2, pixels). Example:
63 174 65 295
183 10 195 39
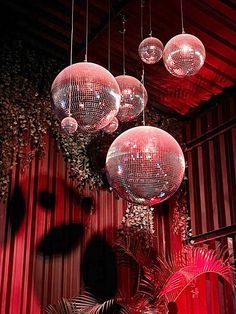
138 36 164 64
163 33 206 78
61 116 78 134
115 75 147 122
103 117 119 134
106 126 185 205
51 62 121 132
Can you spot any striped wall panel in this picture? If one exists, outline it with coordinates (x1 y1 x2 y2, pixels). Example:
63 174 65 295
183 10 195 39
0 134 128 314
0 132 175 314
185 88 236 236
184 88 236 313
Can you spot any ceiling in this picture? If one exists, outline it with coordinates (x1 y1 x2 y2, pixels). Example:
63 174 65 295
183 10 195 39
1 0 236 115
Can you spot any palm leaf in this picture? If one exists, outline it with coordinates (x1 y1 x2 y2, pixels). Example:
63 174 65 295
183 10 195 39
159 246 235 302
114 234 155 269
115 236 235 313
69 291 131 314
45 298 76 314
45 291 131 314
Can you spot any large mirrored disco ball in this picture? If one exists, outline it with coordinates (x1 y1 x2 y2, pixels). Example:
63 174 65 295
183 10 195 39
51 62 121 132
115 75 148 122
138 36 164 64
103 117 119 134
61 116 78 134
163 33 206 78
106 126 185 205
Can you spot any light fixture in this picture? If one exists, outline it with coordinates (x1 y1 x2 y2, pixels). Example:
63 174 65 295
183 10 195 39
115 75 147 122
163 0 205 77
139 37 164 65
51 0 121 133
115 16 147 123
61 116 78 134
138 0 163 64
103 117 119 134
106 126 185 205
51 62 120 132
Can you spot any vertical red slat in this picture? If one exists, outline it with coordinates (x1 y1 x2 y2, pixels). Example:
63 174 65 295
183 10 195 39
197 146 207 233
219 135 231 226
207 273 220 314
232 127 236 203
0 166 17 314
187 151 196 235
208 140 219 230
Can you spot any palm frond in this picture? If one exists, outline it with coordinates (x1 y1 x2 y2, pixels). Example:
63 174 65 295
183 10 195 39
115 233 236 313
45 298 76 314
69 291 132 314
114 234 155 269
45 290 131 314
159 246 235 302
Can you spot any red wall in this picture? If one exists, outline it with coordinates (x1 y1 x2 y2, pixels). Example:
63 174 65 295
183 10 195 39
184 87 236 313
0 134 128 314
185 88 236 235
0 133 175 314
1 88 236 313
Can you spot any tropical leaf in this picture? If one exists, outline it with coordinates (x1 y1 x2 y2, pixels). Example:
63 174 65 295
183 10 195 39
159 246 235 302
115 238 235 313
69 291 131 314
114 234 155 269
45 298 76 314
70 292 114 313
45 291 131 314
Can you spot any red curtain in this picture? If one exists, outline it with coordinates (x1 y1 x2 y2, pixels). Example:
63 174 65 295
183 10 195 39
0 133 127 313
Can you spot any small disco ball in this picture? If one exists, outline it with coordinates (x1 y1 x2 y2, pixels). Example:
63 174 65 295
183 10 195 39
163 33 206 78
115 75 147 122
103 117 119 134
51 62 121 132
138 36 164 64
106 126 185 205
61 116 78 134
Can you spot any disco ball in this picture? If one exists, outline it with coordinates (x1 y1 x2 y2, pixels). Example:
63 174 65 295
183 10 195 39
115 75 147 122
138 36 164 64
163 33 206 78
51 62 121 132
106 126 185 205
103 117 119 134
61 116 78 134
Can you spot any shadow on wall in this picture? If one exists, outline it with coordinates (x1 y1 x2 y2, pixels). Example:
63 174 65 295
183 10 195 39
37 223 84 256
82 233 118 301
0 174 120 310
6 185 26 234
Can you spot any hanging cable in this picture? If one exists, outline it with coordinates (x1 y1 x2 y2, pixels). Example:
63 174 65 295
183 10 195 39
84 0 89 61
68 0 75 116
180 0 185 33
107 0 111 71
141 65 146 126
122 15 126 75
140 0 144 40
149 0 152 37
140 1 146 126
69 0 74 65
